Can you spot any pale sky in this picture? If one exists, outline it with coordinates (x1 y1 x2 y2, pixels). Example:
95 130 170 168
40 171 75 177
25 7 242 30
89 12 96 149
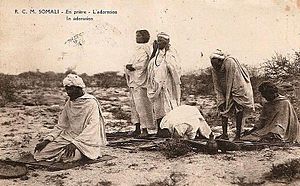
1 0 300 75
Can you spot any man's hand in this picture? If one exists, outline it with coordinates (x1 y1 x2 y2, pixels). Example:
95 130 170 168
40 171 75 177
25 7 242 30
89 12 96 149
153 40 158 51
126 64 135 71
64 143 77 158
34 140 50 153
150 40 158 60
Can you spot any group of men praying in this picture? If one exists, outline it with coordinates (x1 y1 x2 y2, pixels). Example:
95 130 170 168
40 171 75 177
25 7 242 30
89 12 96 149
34 29 300 163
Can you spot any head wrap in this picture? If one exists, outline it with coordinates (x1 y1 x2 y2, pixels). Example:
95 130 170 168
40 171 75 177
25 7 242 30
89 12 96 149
258 81 278 94
210 49 229 60
136 30 150 43
63 74 86 88
157 32 170 41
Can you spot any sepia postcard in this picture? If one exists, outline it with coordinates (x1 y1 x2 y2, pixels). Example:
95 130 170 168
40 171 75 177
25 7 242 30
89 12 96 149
1 0 300 185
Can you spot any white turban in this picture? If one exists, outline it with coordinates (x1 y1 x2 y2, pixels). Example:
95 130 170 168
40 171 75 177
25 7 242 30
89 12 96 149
63 74 86 88
210 49 229 60
157 32 170 40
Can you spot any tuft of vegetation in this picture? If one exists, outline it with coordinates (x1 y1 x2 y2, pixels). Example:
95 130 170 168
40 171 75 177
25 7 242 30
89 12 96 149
181 67 214 96
0 74 18 106
261 50 300 79
266 158 300 182
158 139 193 158
110 106 131 121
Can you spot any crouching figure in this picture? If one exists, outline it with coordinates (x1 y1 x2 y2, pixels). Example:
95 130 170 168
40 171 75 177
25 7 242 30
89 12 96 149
159 105 212 140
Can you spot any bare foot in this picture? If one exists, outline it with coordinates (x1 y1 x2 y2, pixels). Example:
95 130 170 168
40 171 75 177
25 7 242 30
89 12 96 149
136 129 149 138
215 134 229 140
129 129 141 137
233 136 241 142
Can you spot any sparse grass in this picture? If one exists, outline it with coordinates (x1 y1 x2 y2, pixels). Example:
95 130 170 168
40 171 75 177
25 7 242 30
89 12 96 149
110 107 131 121
265 158 300 182
231 176 265 186
96 181 113 186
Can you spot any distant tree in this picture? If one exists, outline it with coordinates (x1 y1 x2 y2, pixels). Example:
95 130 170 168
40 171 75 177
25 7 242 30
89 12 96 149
93 71 127 88
0 74 17 106
261 50 300 79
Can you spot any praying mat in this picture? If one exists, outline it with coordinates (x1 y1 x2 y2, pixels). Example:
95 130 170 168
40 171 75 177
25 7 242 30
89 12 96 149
106 131 131 141
216 139 300 152
1 154 116 172
215 139 241 152
106 132 158 141
0 160 28 179
108 138 166 150
235 141 300 151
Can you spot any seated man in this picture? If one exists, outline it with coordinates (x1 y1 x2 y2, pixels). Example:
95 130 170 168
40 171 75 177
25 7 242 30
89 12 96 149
34 74 107 162
241 81 300 143
159 105 212 140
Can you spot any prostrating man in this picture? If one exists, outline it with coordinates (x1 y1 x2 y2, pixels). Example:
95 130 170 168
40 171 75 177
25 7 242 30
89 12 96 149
125 30 155 137
34 74 107 162
147 32 182 135
241 81 300 143
211 49 254 141
159 105 212 140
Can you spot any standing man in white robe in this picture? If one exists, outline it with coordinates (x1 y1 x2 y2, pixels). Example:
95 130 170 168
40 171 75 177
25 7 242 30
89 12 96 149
125 30 155 137
147 32 182 136
34 74 107 162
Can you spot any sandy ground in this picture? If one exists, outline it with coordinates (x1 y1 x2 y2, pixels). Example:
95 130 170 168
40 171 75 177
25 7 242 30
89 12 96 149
0 87 300 186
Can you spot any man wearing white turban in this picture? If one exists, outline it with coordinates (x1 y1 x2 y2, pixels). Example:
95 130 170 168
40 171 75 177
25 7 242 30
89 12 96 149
210 49 254 141
34 74 107 162
147 32 182 136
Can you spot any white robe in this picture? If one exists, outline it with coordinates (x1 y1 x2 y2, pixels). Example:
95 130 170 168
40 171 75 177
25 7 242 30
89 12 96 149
147 46 181 119
34 93 107 162
160 105 212 140
125 43 155 129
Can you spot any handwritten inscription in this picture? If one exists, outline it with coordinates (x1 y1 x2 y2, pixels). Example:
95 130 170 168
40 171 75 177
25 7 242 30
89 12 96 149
65 32 85 46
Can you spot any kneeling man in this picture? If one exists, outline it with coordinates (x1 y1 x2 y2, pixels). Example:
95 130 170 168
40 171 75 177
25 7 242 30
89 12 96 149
160 105 212 140
242 81 300 143
34 74 107 162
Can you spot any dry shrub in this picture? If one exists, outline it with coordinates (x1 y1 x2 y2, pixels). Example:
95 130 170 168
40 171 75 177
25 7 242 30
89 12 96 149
96 181 113 186
110 107 131 121
266 158 300 182
158 139 193 158
0 74 18 106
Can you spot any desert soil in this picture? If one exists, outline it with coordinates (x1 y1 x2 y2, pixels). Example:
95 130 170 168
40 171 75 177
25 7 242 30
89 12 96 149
0 87 299 186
